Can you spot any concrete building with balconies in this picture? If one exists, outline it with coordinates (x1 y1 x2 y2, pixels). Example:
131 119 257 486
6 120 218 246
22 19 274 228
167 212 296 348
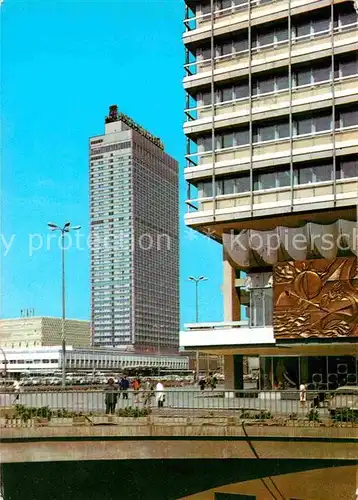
181 0 358 391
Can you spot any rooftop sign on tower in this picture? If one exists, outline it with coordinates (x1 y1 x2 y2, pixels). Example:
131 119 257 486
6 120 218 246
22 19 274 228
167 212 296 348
105 105 164 150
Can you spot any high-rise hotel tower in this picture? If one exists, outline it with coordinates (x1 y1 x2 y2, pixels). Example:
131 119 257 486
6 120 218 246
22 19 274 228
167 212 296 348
181 1 357 389
90 106 179 350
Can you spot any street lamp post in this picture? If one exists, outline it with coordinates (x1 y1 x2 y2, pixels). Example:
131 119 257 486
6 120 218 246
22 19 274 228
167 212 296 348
189 276 208 382
48 222 81 388
154 324 164 376
0 348 7 379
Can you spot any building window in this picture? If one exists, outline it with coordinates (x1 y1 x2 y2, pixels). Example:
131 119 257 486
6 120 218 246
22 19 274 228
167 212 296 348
219 0 232 9
315 114 332 132
339 56 358 77
255 171 276 190
338 10 357 27
314 164 334 182
220 87 234 102
254 120 289 142
201 47 212 60
295 117 311 135
220 41 233 56
276 74 289 91
234 128 250 146
295 163 333 184
296 68 311 87
199 181 213 197
294 113 332 135
295 12 330 39
249 288 273 327
277 169 291 188
233 83 249 99
337 159 358 179
258 77 275 94
200 91 211 106
312 15 330 34
253 72 289 94
339 109 358 128
201 3 211 15
312 63 331 83
254 167 291 191
259 124 275 142
220 132 234 149
234 175 250 193
223 178 235 194
198 136 212 152
233 36 248 53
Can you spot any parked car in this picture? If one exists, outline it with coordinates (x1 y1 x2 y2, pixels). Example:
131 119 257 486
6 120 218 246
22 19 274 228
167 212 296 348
329 385 358 416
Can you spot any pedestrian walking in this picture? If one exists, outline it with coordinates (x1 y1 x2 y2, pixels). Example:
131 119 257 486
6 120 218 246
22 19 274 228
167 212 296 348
143 381 155 407
206 372 217 390
104 378 118 415
299 382 307 408
156 381 165 408
12 377 21 405
132 377 141 404
199 378 206 391
120 376 130 400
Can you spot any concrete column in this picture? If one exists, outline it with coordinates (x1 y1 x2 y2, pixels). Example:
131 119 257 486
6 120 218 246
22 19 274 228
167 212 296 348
224 355 235 388
223 249 243 393
224 354 244 393
223 250 241 322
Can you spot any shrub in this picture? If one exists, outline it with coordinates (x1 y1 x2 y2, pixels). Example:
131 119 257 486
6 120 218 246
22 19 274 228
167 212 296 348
254 410 272 420
14 405 52 422
331 408 358 423
55 408 84 419
240 410 272 420
307 409 321 422
117 406 150 418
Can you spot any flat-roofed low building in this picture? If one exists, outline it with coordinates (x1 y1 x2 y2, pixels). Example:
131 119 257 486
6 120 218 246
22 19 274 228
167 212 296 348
0 317 91 349
0 346 189 375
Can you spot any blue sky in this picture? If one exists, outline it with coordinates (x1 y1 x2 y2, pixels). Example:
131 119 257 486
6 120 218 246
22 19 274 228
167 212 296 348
0 0 223 326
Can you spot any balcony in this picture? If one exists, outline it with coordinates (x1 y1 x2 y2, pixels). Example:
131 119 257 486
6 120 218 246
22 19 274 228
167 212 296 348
183 0 337 45
183 24 358 90
185 126 358 180
184 75 358 136
180 321 275 350
185 177 358 226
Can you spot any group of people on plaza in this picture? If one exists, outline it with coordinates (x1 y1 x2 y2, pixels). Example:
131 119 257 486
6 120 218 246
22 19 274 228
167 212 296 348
104 376 165 414
198 372 218 391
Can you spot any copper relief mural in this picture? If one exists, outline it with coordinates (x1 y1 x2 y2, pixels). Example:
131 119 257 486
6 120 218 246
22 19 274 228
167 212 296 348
273 257 358 339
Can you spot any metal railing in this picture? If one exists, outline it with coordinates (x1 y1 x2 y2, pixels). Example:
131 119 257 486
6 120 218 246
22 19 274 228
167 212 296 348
184 0 284 32
184 23 358 76
0 388 357 427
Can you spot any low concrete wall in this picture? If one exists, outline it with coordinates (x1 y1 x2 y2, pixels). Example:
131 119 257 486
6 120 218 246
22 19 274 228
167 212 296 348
1 421 357 463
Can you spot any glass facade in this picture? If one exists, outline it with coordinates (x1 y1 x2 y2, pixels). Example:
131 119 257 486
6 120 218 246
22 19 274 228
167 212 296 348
259 355 357 391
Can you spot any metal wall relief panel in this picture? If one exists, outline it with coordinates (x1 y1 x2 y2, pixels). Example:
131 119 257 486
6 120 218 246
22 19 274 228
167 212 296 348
273 257 358 339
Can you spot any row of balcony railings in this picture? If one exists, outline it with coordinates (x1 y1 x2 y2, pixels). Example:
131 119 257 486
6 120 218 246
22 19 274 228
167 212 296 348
184 0 358 32
184 72 358 122
0 388 357 427
185 173 358 216
184 0 291 32
184 123 358 170
183 21 358 76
